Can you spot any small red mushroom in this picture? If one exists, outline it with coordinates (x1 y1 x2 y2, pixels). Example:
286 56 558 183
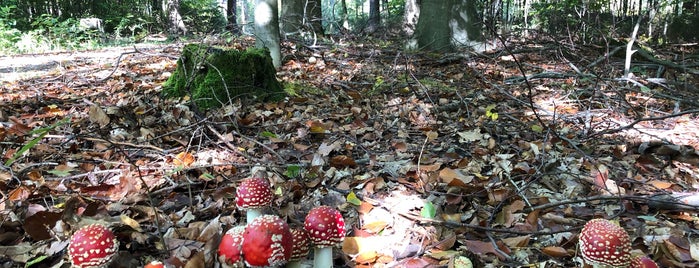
304 206 345 268
287 227 311 268
218 226 246 267
630 255 659 268
68 224 119 268
236 176 274 224
579 219 632 267
242 215 293 267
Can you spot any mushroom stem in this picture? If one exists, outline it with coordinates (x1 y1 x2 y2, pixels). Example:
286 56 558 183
313 246 332 268
246 209 262 224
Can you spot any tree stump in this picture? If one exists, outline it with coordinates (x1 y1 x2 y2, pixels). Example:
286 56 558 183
162 44 285 109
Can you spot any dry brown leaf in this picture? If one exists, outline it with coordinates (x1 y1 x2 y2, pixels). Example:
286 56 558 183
541 246 569 258
89 104 110 128
362 221 388 233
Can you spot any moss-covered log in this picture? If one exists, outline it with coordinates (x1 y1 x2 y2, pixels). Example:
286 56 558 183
162 44 285 109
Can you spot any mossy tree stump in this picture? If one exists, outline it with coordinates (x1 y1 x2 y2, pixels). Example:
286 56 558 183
162 44 285 109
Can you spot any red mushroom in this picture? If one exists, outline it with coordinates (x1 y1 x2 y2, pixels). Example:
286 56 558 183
236 176 274 224
242 215 293 267
287 227 311 268
218 226 246 267
579 219 632 267
68 224 119 268
304 206 345 268
630 255 659 268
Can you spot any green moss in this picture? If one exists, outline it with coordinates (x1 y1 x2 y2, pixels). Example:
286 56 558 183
162 44 285 109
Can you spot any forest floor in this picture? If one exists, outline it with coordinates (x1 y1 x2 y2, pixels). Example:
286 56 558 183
1 34 699 268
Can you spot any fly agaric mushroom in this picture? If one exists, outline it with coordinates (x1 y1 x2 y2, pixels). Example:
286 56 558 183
143 261 164 268
242 215 293 267
630 255 659 268
68 224 119 268
304 206 345 268
218 226 246 267
579 219 632 267
236 176 274 224
287 227 311 268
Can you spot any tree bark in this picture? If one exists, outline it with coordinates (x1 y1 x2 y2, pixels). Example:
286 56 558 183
306 0 324 35
254 0 282 68
162 0 187 35
413 0 482 52
368 0 380 32
227 0 238 33
403 0 420 35
280 0 304 35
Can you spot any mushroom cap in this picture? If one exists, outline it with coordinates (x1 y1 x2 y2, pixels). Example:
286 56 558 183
68 224 119 268
218 226 246 267
304 206 346 247
242 215 293 267
235 177 273 210
630 255 659 268
289 227 311 261
579 219 632 267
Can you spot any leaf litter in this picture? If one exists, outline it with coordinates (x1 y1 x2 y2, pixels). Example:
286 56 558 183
0 36 698 267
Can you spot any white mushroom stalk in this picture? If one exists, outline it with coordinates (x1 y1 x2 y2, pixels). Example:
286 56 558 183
304 206 346 268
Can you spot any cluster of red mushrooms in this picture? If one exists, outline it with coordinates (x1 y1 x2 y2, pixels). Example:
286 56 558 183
579 218 659 268
66 175 345 268
67 177 662 268
218 176 346 267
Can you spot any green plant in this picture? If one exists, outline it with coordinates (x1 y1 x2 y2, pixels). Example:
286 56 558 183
0 5 21 54
180 0 226 34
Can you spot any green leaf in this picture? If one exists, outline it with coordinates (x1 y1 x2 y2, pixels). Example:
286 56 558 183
421 201 436 219
260 131 277 138
25 255 48 267
47 167 72 177
346 191 361 206
284 165 301 178
531 124 543 133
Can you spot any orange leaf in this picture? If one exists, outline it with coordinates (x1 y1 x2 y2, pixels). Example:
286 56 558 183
330 155 357 168
174 152 195 167
541 246 570 258
648 180 672 189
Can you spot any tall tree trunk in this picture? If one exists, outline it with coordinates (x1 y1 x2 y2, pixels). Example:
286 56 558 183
340 0 349 30
227 0 238 33
403 0 419 35
306 0 324 35
254 0 282 68
368 0 380 32
415 0 453 51
162 0 187 35
280 0 303 35
413 0 482 52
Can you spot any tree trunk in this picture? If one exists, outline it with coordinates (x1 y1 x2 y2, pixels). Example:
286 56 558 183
162 0 187 35
340 0 349 30
368 0 380 32
227 0 238 33
254 0 282 68
415 0 453 51
413 0 482 52
306 0 324 35
403 0 419 35
280 0 303 35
